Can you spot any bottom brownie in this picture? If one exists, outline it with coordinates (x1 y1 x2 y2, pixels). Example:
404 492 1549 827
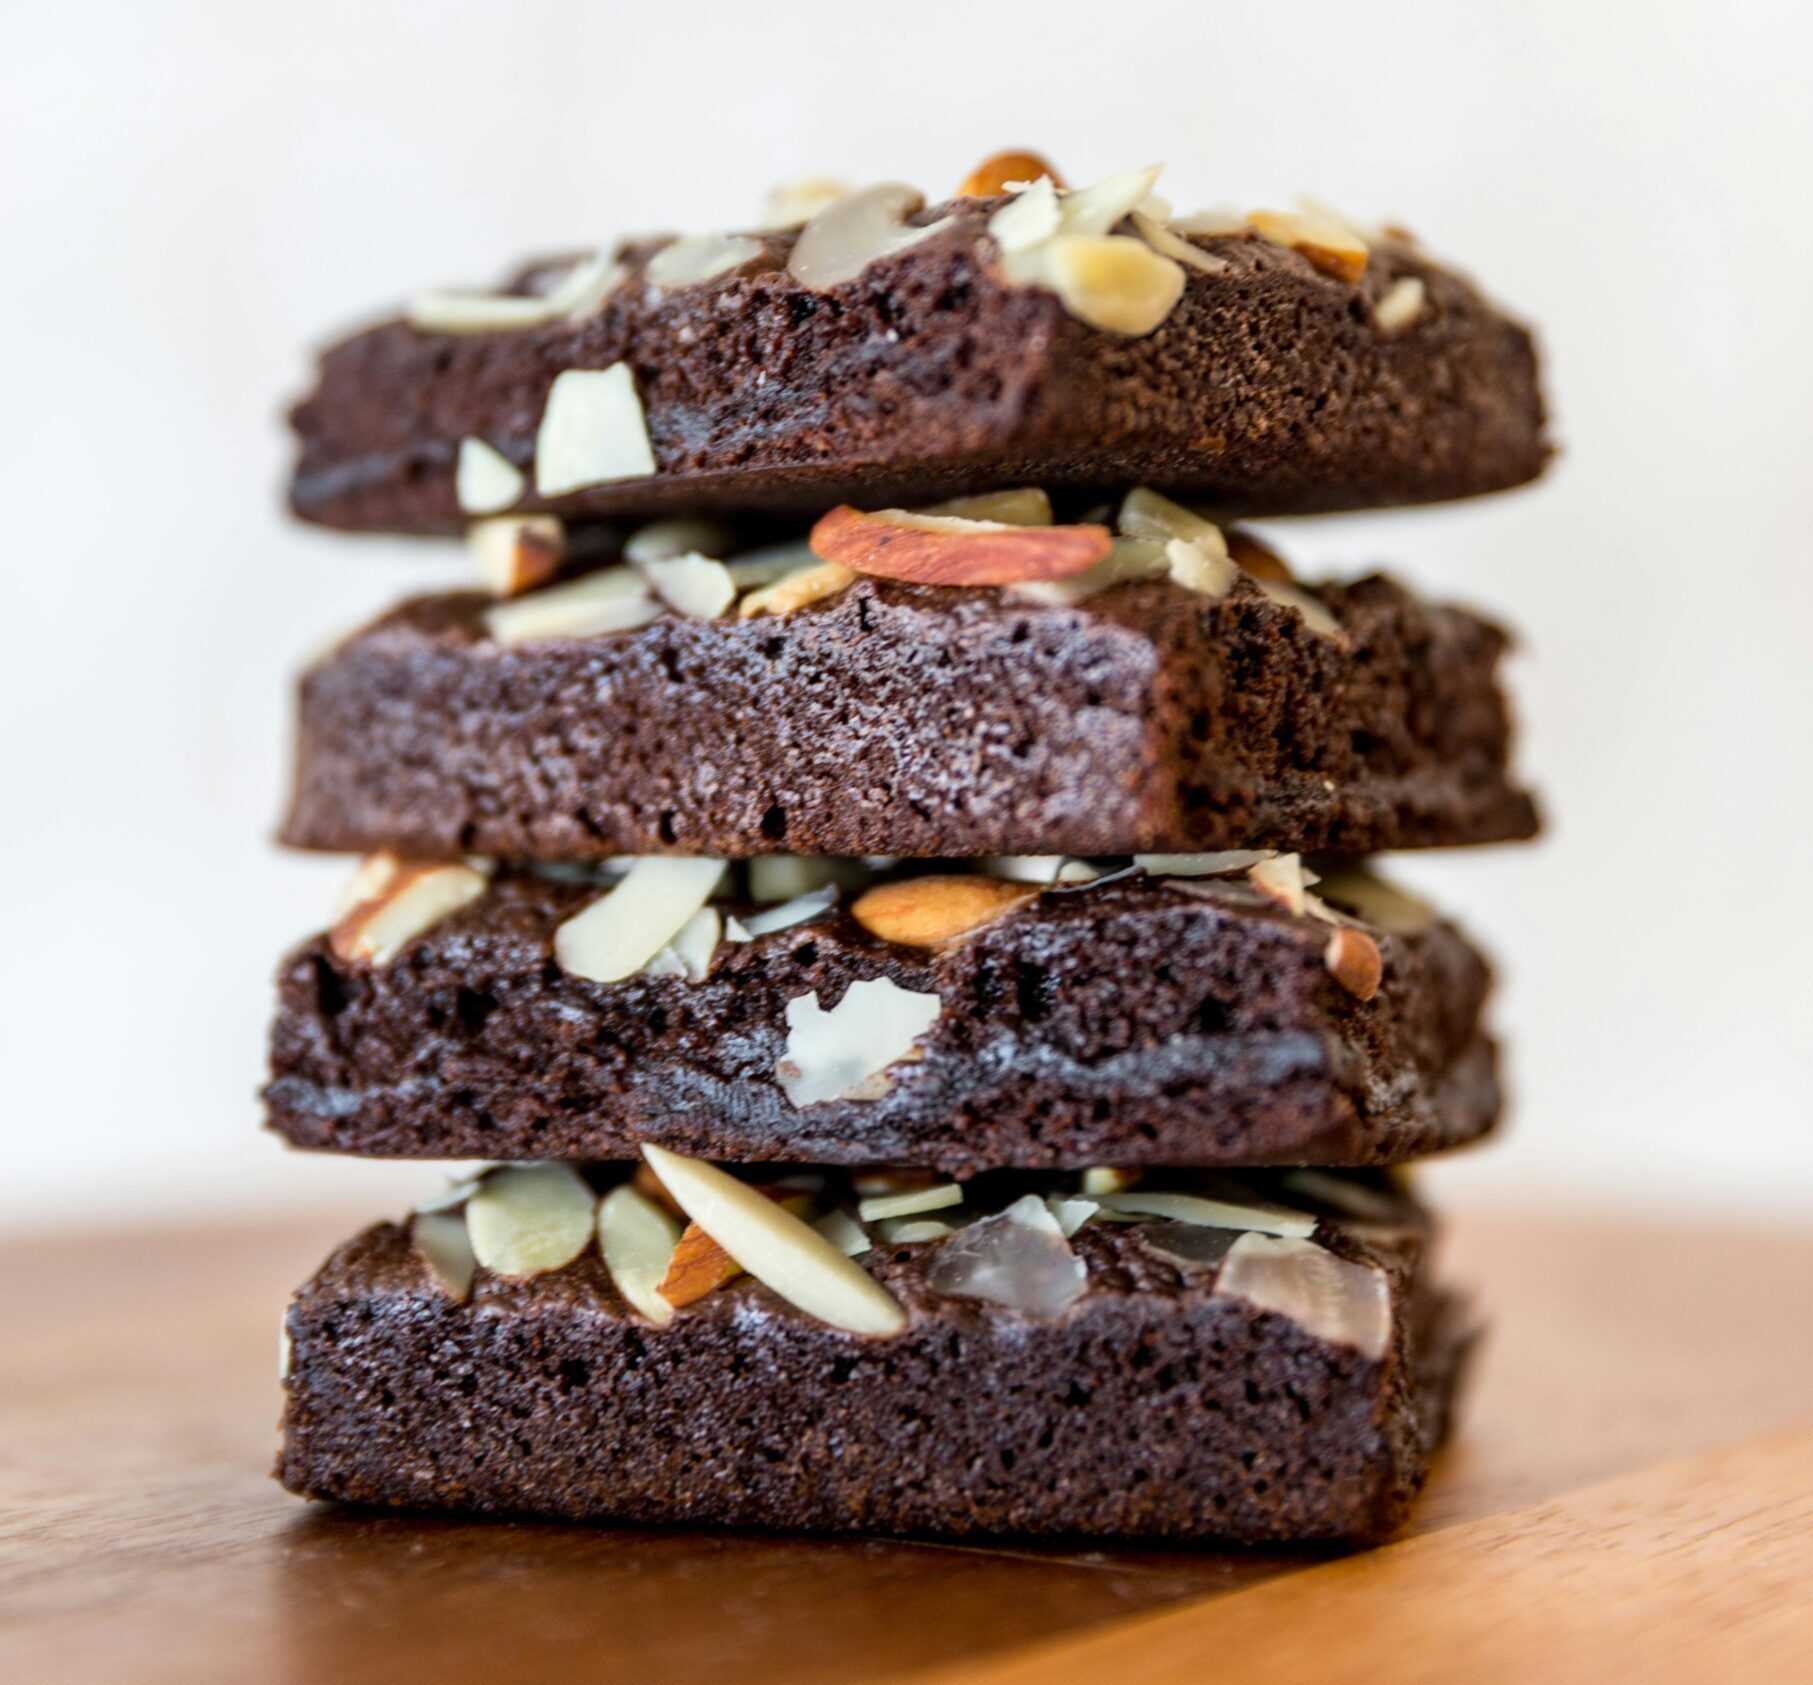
278 1163 1474 1544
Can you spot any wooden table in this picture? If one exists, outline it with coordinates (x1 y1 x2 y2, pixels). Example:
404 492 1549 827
3 1209 1809 1682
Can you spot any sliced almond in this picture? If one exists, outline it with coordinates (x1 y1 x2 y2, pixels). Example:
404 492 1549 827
597 1183 682 1325
747 857 869 901
631 1161 685 1218
483 566 659 644
455 437 524 515
1248 854 1310 917
641 1145 906 1335
331 850 403 921
1134 850 1273 878
914 486 1053 526
878 1217 959 1243
982 856 1100 886
1056 166 1166 238
725 540 816 588
412 292 562 335
645 233 763 289
641 905 722 982
1312 867 1436 937
759 177 850 231
464 1164 596 1278
411 1210 477 1301
1080 1167 1140 1196
857 1182 963 1222
815 1208 872 1257
1214 1232 1390 1360
1131 210 1230 275
1375 274 1426 335
1117 487 1226 551
1255 577 1345 640
958 149 1068 197
657 1188 815 1308
988 177 1063 253
851 875 1033 948
787 183 952 290
468 514 564 596
727 885 838 941
638 552 737 619
738 558 857 618
1094 1187 1316 1238
1250 207 1368 283
555 856 725 983
1324 926 1384 1001
778 977 943 1108
1005 536 1169 605
809 505 1111 586
624 517 737 564
1164 537 1239 597
534 363 656 496
1226 528 1296 585
330 860 490 965
1041 234 1185 336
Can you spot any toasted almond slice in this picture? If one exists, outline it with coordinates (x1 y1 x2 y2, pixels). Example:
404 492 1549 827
534 364 656 496
1094 1188 1316 1238
641 1146 906 1335
982 856 1101 886
554 856 725 984
988 177 1063 253
738 558 857 618
464 1164 596 1278
1324 926 1384 1001
638 552 737 619
456 437 524 514
857 1182 963 1222
597 1184 681 1325
1041 234 1185 336
1134 850 1274 878
1080 1167 1141 1196
1006 536 1170 605
778 977 943 1108
787 183 952 290
959 149 1068 197
1248 854 1310 917
1057 165 1166 238
1226 528 1296 585
1117 487 1226 551
468 514 564 596
851 875 1034 948
331 850 403 921
914 487 1054 526
1214 1232 1390 1359
645 233 763 289
1250 207 1369 283
330 860 490 965
1131 209 1231 275
483 566 657 645
809 506 1112 586
411 1210 477 1301
1375 274 1426 334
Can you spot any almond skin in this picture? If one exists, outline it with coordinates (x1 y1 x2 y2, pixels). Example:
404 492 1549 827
1226 528 1295 585
958 149 1067 196
1324 927 1384 1001
810 506 1112 586
851 875 1036 948
656 1189 814 1308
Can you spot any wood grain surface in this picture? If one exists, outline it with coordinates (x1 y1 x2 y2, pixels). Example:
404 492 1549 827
2 1208 1809 1683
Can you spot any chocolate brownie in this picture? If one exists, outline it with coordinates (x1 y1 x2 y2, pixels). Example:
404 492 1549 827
266 864 1498 1175
277 1168 1474 1543
287 197 1546 534
280 570 1537 861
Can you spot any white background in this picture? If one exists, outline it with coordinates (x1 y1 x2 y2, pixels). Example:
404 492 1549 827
4 0 1809 1232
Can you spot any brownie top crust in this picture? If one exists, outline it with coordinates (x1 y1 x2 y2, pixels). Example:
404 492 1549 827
287 186 1547 534
281 568 1537 862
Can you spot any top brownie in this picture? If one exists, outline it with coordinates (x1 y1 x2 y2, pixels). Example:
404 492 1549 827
286 163 1547 534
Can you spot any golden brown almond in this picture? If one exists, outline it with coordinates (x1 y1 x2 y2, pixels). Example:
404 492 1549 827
1226 528 1296 585
1324 926 1384 1001
468 514 564 596
810 505 1112 585
329 860 490 966
958 149 1067 197
1249 208 1369 283
1247 854 1309 917
737 559 857 618
851 875 1036 948
656 1190 814 1308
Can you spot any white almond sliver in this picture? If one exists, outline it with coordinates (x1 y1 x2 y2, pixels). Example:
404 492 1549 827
597 1184 681 1325
914 486 1053 526
725 540 816 588
641 1145 906 1335
412 1210 477 1300
987 176 1062 253
788 183 952 290
1007 537 1170 605
1080 1167 1140 1196
1214 1233 1391 1360
778 977 943 1108
1135 850 1275 877
1116 486 1228 550
464 1164 597 1278
1046 1196 1099 1238
639 552 736 619
815 1208 872 1257
641 906 722 982
332 850 403 921
483 567 657 645
1255 577 1345 639
646 233 763 289
413 1172 487 1214
1042 234 1184 336
456 437 525 514
1057 165 1166 238
1131 209 1231 274
410 291 560 335
535 364 656 495
1248 854 1310 916
1165 537 1239 597
624 517 737 564
331 861 490 965
1094 1188 1315 1238
1375 275 1426 334
555 856 726 984
729 885 839 940
747 857 869 902
857 1182 962 1222
877 1217 958 1243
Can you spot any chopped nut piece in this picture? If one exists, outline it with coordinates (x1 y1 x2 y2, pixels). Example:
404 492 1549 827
645 233 763 288
641 906 722 983
1081 1167 1140 1196
1214 1233 1390 1359
1007 537 1169 605
331 850 403 921
468 514 564 596
1117 487 1227 551
330 860 490 966
1131 210 1231 274
857 1182 963 1222
987 177 1063 253
787 183 952 290
637 552 736 619
554 856 724 984
411 1210 477 1301
737 558 857 618
483 567 658 644
958 149 1068 196
464 1164 597 1279
1042 234 1185 335
758 177 849 230
851 874 1034 948
815 1208 872 1257
914 486 1053 526
778 977 943 1108
597 1183 681 1325
1375 275 1426 334
1164 538 1239 597
728 885 839 941
1324 926 1384 1001
1250 207 1369 283
534 364 656 496
1248 854 1310 917
641 1145 906 1335
1226 529 1295 584
1134 850 1273 878
1095 1187 1316 1238
455 437 524 514
1056 165 1166 238
624 517 736 564
810 505 1112 586
1255 577 1345 639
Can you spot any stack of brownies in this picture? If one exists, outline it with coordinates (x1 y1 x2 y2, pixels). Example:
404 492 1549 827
271 152 1546 1545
